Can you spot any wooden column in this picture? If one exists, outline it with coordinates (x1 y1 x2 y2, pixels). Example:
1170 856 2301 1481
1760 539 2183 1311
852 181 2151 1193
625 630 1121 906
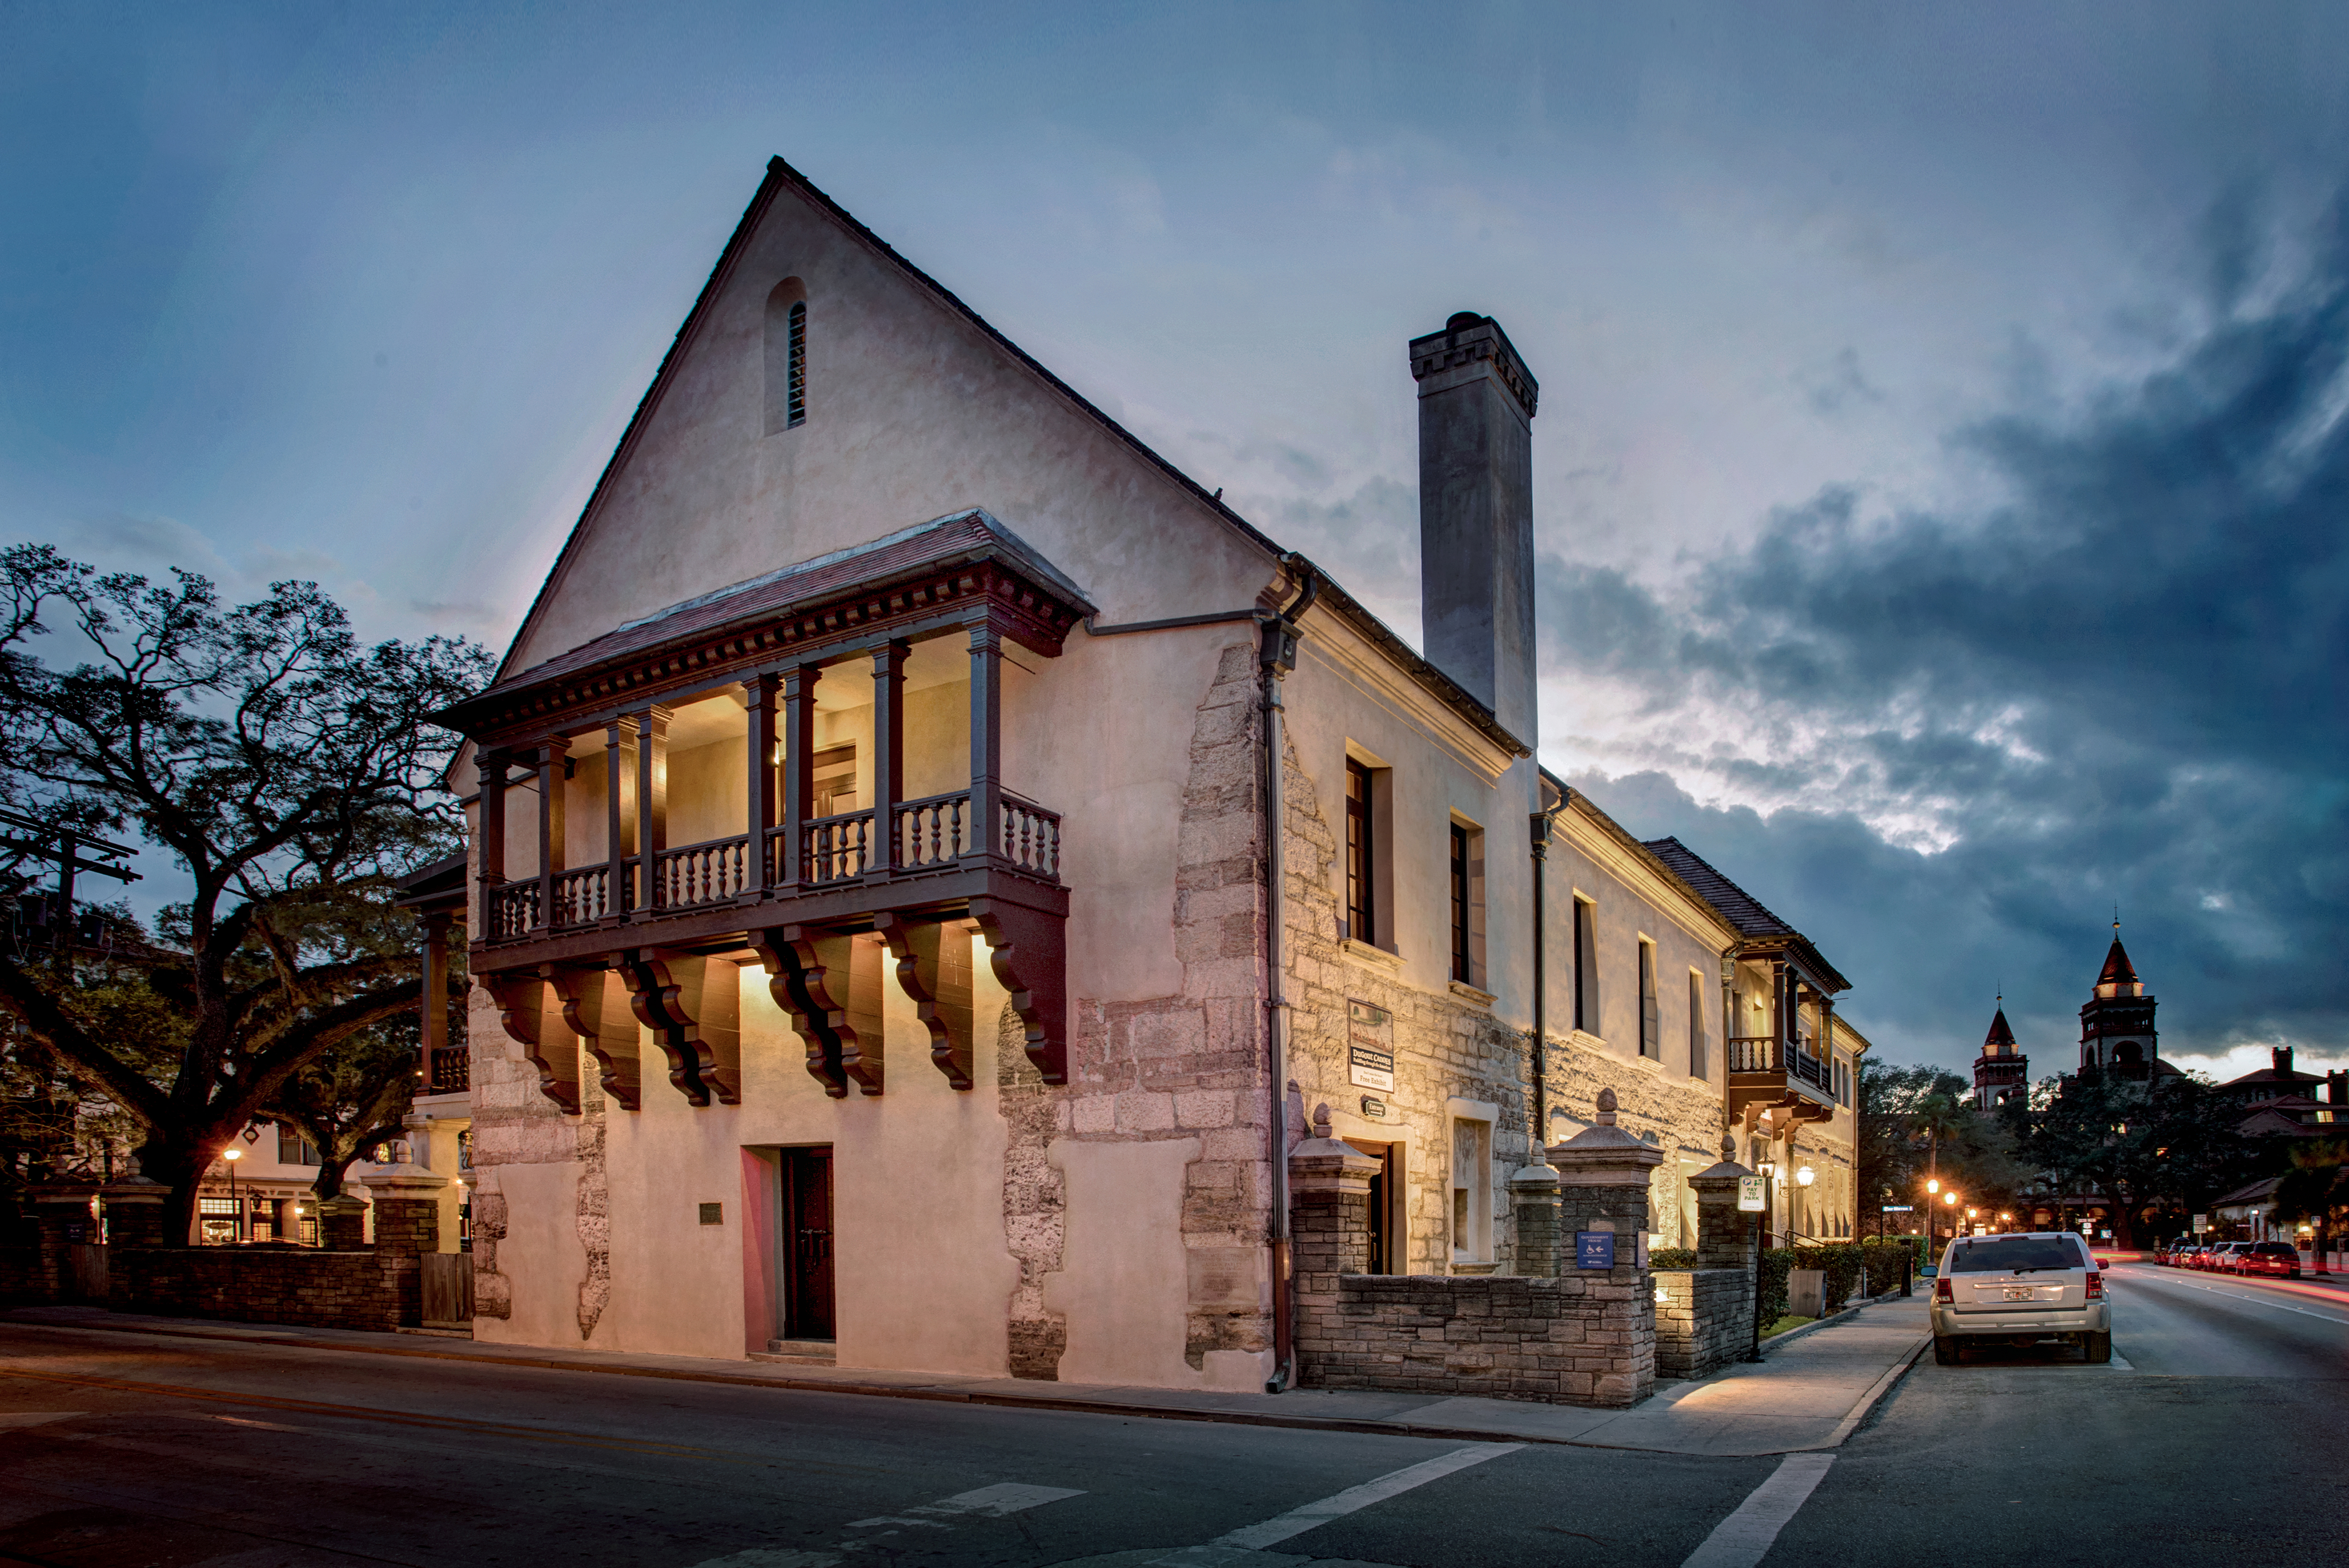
421 911 450 1089
537 738 569 933
779 665 818 889
743 673 779 900
475 749 508 918
1771 958 1789 1064
632 706 669 914
603 716 636 924
870 640 906 876
965 623 1002 867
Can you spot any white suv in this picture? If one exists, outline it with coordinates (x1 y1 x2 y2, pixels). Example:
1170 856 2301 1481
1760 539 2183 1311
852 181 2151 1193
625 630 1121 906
1931 1232 2111 1364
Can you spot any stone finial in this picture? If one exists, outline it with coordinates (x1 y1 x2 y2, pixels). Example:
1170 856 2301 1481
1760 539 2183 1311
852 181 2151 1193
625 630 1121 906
1721 1132 1737 1160
1312 1103 1332 1141
1595 1088 1619 1125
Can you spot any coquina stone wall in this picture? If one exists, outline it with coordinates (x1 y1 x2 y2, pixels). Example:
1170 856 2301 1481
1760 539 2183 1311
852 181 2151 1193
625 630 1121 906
1652 1268 1751 1380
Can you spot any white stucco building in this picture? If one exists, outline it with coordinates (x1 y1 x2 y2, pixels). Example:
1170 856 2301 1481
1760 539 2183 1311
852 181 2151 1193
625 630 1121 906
442 158 1865 1388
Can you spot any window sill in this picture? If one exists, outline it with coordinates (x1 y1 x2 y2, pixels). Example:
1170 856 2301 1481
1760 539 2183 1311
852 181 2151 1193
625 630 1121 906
1450 1259 1500 1275
1629 1053 1665 1075
1448 980 1497 1009
1341 938 1404 971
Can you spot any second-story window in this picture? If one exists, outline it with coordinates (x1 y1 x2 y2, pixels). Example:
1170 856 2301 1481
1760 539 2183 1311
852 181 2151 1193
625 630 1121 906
1688 969 1707 1079
1638 938 1659 1059
787 300 807 426
1572 895 1598 1034
1345 759 1375 946
1449 824 1471 982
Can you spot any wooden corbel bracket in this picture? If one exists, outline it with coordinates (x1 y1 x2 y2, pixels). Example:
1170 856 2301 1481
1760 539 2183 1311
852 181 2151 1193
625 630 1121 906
968 895 1066 1085
480 971 582 1114
874 912 976 1090
616 949 742 1107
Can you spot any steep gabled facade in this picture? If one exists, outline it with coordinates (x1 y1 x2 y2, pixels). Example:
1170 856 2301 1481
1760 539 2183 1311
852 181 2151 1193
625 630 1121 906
443 159 1870 1390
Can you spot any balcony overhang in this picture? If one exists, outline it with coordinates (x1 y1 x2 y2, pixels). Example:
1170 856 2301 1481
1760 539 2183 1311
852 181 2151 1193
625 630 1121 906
437 509 1096 748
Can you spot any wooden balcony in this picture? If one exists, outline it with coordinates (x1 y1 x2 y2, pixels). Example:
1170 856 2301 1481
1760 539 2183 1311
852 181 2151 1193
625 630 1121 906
443 513 1092 1116
1727 1034 1837 1126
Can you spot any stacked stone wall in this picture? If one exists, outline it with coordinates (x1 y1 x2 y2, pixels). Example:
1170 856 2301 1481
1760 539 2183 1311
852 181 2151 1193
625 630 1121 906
1652 1267 1750 1380
0 1246 422 1332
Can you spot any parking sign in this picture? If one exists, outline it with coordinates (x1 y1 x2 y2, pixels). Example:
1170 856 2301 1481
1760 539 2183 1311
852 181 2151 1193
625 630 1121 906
1738 1176 1765 1212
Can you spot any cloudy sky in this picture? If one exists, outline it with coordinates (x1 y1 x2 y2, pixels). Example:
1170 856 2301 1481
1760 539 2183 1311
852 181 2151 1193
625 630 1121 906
4 2 2343 1081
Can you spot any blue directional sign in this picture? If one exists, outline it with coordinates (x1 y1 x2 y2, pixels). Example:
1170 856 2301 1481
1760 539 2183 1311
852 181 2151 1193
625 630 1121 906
1576 1231 1616 1270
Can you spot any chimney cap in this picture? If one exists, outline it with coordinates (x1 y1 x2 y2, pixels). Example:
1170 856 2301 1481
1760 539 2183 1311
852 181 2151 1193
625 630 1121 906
1445 310 1487 331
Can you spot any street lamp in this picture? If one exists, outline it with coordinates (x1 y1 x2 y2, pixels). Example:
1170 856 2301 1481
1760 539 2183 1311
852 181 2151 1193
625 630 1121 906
1756 1158 1777 1247
221 1147 243 1244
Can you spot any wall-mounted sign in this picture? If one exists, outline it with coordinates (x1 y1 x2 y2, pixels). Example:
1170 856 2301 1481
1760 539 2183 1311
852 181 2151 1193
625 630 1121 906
1347 1000 1396 1092
1737 1176 1766 1212
1576 1231 1617 1270
1880 1204 1914 1212
1359 1096 1389 1121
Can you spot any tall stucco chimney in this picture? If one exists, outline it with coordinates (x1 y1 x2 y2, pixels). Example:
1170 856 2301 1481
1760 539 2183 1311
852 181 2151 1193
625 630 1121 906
1411 311 1539 745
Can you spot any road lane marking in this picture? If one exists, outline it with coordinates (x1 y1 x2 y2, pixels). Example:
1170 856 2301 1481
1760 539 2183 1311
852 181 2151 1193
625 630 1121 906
1680 1452 1835 1568
705 1481 1084 1565
2116 1278 2349 1327
1207 1443 1523 1550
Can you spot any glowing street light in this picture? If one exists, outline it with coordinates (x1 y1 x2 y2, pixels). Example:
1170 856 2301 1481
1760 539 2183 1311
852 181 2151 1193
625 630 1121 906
221 1147 244 1244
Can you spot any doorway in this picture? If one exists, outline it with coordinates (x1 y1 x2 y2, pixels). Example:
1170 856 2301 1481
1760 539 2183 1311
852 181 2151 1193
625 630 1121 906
779 1146 835 1341
1344 1139 1400 1274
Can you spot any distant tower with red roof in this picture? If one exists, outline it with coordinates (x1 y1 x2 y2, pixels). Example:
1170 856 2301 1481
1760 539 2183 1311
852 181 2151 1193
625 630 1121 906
2080 919 2158 1080
1973 1000 2028 1108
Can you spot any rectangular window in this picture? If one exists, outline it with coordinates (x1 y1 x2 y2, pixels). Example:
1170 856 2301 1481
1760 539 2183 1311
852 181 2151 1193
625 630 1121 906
277 1127 320 1167
1345 759 1376 947
1447 820 1485 988
1688 970 1707 1079
1638 939 1659 1059
1449 824 1471 983
1572 896 1599 1035
1450 1117 1492 1263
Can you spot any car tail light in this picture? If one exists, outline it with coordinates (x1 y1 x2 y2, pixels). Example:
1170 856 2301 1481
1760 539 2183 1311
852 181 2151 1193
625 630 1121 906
2086 1271 2104 1300
1935 1276 1953 1302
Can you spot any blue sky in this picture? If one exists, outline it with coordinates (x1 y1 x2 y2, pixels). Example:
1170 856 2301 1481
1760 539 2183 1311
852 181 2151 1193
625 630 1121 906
4 2 2344 1081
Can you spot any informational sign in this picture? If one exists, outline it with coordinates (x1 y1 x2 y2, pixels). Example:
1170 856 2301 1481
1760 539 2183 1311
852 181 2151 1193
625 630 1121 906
1359 1095 1389 1121
2192 1213 2208 1234
1737 1176 1766 1212
1347 1000 1396 1092
1881 1204 1914 1212
1576 1231 1616 1270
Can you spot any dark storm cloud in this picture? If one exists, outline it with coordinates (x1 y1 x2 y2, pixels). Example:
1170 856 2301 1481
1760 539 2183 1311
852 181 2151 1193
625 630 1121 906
1546 196 2349 1068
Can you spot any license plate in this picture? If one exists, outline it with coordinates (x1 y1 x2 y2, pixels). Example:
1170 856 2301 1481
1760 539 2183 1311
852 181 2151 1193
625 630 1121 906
2004 1287 2034 1300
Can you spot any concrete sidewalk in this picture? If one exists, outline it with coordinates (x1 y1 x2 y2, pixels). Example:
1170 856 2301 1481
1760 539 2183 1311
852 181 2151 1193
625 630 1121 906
1 1296 1929 1457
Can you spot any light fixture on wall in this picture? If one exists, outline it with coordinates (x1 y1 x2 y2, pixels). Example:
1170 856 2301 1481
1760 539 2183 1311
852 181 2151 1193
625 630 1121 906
1796 1166 1815 1188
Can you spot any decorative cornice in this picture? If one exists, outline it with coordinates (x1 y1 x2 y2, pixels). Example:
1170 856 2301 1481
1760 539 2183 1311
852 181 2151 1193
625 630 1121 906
1409 314 1539 419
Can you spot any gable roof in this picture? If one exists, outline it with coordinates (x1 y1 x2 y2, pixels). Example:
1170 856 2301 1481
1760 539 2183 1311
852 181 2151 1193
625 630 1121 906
1639 834 1850 993
483 156 1527 761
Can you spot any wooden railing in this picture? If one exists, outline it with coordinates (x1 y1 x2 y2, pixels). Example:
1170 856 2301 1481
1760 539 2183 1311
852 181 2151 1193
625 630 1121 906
654 836 750 910
428 1051 471 1095
802 809 874 885
552 863 618 927
894 791 970 869
486 881 538 941
999 796 1061 879
1729 1034 1833 1093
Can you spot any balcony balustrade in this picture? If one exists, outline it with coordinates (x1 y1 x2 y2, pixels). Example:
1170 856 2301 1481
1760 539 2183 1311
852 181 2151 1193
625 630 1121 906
1728 1034 1832 1094
450 531 1087 1105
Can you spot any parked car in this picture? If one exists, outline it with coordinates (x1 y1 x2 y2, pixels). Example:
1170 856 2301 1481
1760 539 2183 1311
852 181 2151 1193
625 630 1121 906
1931 1232 2110 1365
2203 1242 2252 1272
2236 1241 2302 1278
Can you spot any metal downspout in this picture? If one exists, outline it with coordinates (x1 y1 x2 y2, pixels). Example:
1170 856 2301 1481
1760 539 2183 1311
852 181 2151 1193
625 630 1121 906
1527 800 1564 1160
1261 557 1317 1394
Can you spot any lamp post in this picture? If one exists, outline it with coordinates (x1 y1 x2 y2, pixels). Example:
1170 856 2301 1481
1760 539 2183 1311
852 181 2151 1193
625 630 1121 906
1757 1157 1777 1249
222 1147 243 1244
1925 1176 1941 1252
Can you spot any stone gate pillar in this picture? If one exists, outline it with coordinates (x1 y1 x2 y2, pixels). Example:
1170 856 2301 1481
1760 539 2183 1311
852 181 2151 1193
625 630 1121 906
1546 1088 1665 1406
316 1194 368 1251
1690 1133 1762 1362
1287 1105 1382 1388
1508 1161 1562 1278
99 1178 171 1249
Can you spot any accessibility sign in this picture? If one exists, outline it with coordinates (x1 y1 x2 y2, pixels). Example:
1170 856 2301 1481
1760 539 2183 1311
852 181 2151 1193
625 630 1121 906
1576 1231 1616 1270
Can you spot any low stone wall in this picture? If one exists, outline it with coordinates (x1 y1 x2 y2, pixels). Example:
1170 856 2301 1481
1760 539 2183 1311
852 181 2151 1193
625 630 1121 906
1653 1267 1750 1380
106 1247 421 1332
1300 1271 1654 1407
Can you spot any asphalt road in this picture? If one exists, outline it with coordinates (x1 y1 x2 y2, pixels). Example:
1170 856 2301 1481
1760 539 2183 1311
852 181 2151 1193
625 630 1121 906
0 1267 2340 1568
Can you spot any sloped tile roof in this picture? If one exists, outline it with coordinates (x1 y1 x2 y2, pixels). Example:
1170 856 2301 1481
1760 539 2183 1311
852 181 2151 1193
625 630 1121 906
477 509 1088 703
1639 837 1799 939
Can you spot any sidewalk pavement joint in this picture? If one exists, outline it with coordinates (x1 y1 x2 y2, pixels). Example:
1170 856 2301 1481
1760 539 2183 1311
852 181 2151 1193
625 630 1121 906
1 1297 1931 1458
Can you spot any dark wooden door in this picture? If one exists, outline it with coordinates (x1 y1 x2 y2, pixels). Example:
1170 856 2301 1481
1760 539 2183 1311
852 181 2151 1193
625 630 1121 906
781 1147 836 1340
1344 1139 1397 1274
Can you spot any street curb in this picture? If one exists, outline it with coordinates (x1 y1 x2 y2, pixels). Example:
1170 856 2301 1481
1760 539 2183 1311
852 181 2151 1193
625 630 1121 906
1803 1333 1930 1450
0 1312 1629 1451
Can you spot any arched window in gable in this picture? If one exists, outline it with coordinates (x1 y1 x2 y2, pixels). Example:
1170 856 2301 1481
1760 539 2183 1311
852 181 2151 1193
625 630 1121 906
764 277 808 434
